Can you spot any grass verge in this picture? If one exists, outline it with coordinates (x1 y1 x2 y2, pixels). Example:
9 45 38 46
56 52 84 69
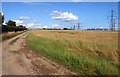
9 37 20 45
2 31 26 41
27 33 119 75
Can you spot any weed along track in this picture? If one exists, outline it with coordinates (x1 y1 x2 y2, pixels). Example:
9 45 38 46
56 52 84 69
27 30 119 75
21 43 75 75
9 37 20 45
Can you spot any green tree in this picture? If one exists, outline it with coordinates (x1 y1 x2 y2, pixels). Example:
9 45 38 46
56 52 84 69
0 12 4 24
63 28 71 30
2 14 4 23
0 13 2 23
6 20 16 26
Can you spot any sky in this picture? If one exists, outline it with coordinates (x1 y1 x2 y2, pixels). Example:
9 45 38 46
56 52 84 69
1 0 120 2
1 2 118 29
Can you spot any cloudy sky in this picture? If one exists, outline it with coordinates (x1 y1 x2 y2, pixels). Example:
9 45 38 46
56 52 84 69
2 2 118 29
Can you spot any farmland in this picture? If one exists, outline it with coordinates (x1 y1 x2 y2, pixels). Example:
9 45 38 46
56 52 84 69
27 30 119 75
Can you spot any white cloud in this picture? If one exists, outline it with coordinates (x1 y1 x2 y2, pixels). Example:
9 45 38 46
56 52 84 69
25 21 44 29
13 19 24 26
19 16 30 20
12 16 32 27
12 16 30 26
42 26 48 28
11 16 46 29
26 22 35 26
52 24 59 29
51 11 78 22
26 22 37 28
100 27 104 29
3 21 6 25
1 12 4 16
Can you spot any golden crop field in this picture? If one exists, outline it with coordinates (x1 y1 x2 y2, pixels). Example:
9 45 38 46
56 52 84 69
27 30 119 75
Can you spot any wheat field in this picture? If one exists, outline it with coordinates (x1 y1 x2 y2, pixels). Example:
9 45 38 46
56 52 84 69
27 30 119 75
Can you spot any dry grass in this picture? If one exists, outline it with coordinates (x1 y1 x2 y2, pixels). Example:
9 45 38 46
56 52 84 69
30 30 118 64
27 30 119 75
1 31 26 41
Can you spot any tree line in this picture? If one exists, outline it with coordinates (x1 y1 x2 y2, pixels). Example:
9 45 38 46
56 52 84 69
0 12 27 33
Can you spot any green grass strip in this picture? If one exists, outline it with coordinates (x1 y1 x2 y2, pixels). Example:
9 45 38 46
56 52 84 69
9 37 20 45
